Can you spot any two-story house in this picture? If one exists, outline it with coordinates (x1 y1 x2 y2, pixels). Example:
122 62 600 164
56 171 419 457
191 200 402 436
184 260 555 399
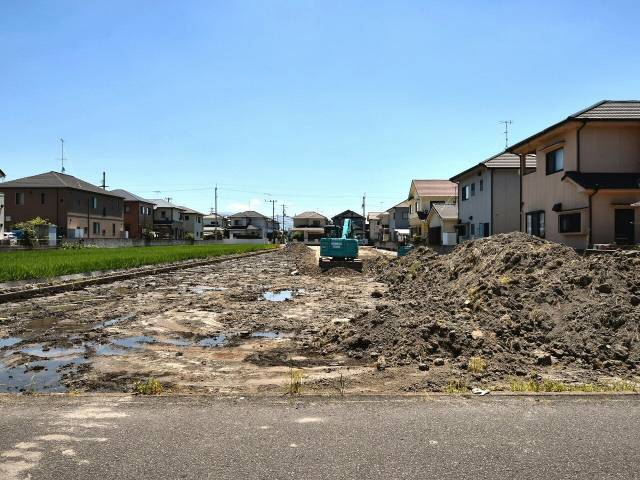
292 211 329 244
110 189 155 239
450 152 536 241
149 199 186 239
509 100 640 248
407 179 457 240
180 207 204 240
203 213 228 238
387 199 411 245
331 210 365 239
228 211 278 240
0 171 125 238
367 212 382 244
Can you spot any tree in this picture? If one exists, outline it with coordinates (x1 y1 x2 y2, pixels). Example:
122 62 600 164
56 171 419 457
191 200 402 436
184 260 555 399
14 217 49 247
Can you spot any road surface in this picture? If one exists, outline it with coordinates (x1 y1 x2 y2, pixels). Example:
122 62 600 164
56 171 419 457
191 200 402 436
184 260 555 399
1 395 639 479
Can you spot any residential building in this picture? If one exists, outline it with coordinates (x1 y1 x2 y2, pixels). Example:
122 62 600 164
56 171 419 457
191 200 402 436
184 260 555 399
407 180 457 240
331 210 365 239
387 199 411 245
509 100 640 248
292 211 329 244
450 152 536 241
0 171 125 238
228 211 279 240
425 203 459 245
110 189 155 239
149 199 186 239
203 213 228 239
367 212 382 244
378 211 390 243
180 207 204 240
0 192 4 238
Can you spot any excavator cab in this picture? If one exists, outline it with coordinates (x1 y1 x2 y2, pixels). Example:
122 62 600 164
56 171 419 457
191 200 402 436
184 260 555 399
319 219 363 271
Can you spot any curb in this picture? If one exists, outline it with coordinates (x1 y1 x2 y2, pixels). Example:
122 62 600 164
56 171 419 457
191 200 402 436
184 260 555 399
0 247 277 303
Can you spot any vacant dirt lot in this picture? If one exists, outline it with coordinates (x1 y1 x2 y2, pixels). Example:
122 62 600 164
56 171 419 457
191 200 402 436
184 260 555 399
0 246 404 395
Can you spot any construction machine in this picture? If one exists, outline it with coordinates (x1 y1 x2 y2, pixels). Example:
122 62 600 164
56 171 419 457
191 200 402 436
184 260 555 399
319 218 363 272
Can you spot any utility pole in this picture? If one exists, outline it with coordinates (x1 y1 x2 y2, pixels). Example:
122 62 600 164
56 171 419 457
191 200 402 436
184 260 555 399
100 171 108 190
59 138 66 173
281 203 287 243
499 120 513 149
361 193 366 239
265 199 278 243
214 184 218 226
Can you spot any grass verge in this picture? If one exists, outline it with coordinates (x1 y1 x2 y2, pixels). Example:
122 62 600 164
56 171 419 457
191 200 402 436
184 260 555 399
508 378 639 393
0 243 277 282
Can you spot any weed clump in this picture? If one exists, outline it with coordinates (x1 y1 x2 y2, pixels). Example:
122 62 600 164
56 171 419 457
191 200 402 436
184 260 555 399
133 377 164 395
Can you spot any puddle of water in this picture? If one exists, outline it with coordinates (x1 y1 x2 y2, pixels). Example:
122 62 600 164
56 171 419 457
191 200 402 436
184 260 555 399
111 336 155 349
162 338 193 346
20 345 86 358
263 290 293 302
89 343 129 356
93 313 136 330
251 332 282 339
198 335 227 347
0 357 87 393
0 337 22 349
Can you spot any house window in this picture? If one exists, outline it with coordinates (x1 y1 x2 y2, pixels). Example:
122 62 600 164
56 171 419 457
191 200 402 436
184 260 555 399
558 212 581 233
161 210 166 218
461 185 470 201
93 222 100 235
92 197 98 209
479 180 484 192
15 192 24 206
102 207 106 216
546 148 564 175
402 212 409 220
481 223 490 237
470 223 475 236
112 224 116 235
457 224 467 237
185 215 190 221
526 211 545 238
40 193 46 204
470 183 476 196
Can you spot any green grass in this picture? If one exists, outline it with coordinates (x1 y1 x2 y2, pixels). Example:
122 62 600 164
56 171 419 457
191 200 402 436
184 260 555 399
133 377 164 395
0 243 277 282
508 378 639 393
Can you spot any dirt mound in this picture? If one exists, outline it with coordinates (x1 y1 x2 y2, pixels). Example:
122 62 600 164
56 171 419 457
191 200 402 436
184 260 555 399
280 243 320 275
317 232 640 384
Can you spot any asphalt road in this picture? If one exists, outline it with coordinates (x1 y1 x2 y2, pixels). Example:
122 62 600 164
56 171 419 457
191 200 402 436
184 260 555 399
1 395 639 479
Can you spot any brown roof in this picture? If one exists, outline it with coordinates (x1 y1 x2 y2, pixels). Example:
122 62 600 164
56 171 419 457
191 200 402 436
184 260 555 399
388 199 412 211
450 152 536 182
411 179 457 197
510 100 640 153
179 206 205 215
332 209 365 220
110 189 155 204
293 211 327 220
0 171 125 198
431 203 458 220
563 171 640 190
229 210 267 218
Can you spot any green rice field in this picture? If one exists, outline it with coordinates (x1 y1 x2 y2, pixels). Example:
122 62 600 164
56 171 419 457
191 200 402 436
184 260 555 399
0 243 277 282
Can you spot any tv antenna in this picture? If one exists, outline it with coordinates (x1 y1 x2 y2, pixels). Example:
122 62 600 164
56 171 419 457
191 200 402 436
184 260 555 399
59 138 66 173
499 120 513 149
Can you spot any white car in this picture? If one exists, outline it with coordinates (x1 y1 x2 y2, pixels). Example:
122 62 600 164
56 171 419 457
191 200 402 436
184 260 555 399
3 232 16 240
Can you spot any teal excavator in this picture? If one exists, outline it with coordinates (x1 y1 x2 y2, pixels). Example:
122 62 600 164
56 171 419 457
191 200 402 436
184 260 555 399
319 218 363 271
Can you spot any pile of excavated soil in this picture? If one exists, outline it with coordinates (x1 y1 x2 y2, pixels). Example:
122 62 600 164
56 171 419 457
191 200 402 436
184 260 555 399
279 243 320 275
316 232 640 382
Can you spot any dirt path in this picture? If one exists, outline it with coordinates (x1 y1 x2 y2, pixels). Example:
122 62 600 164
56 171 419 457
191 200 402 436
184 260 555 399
0 247 408 395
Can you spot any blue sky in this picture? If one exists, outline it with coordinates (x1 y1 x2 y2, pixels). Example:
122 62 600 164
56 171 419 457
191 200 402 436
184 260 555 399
1 0 639 218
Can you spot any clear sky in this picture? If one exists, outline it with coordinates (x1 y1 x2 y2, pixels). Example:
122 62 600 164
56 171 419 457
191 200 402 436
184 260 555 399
1 0 639 218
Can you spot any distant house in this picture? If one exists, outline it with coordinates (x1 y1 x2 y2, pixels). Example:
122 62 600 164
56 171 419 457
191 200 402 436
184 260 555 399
408 179 457 240
509 100 640 248
228 211 279 240
425 203 459 246
203 213 228 238
0 171 125 238
180 207 205 240
387 199 411 245
450 152 536 241
331 210 365 239
110 189 155 239
367 212 382 244
292 211 329 244
149 199 186 239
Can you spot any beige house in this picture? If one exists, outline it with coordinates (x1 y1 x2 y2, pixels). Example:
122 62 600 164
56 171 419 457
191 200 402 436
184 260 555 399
292 211 328 244
450 152 536 241
180 207 204 240
407 179 457 240
425 203 458 245
510 100 640 248
367 212 382 244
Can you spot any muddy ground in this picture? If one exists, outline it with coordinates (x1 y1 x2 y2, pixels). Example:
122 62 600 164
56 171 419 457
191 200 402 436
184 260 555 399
2 240 638 396
0 246 412 395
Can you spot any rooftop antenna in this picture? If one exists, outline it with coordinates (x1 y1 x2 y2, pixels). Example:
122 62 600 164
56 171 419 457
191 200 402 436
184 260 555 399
59 138 66 173
499 120 513 149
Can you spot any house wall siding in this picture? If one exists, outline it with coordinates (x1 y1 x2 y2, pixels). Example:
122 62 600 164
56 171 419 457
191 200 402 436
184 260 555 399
580 124 640 172
491 169 521 234
457 168 491 238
